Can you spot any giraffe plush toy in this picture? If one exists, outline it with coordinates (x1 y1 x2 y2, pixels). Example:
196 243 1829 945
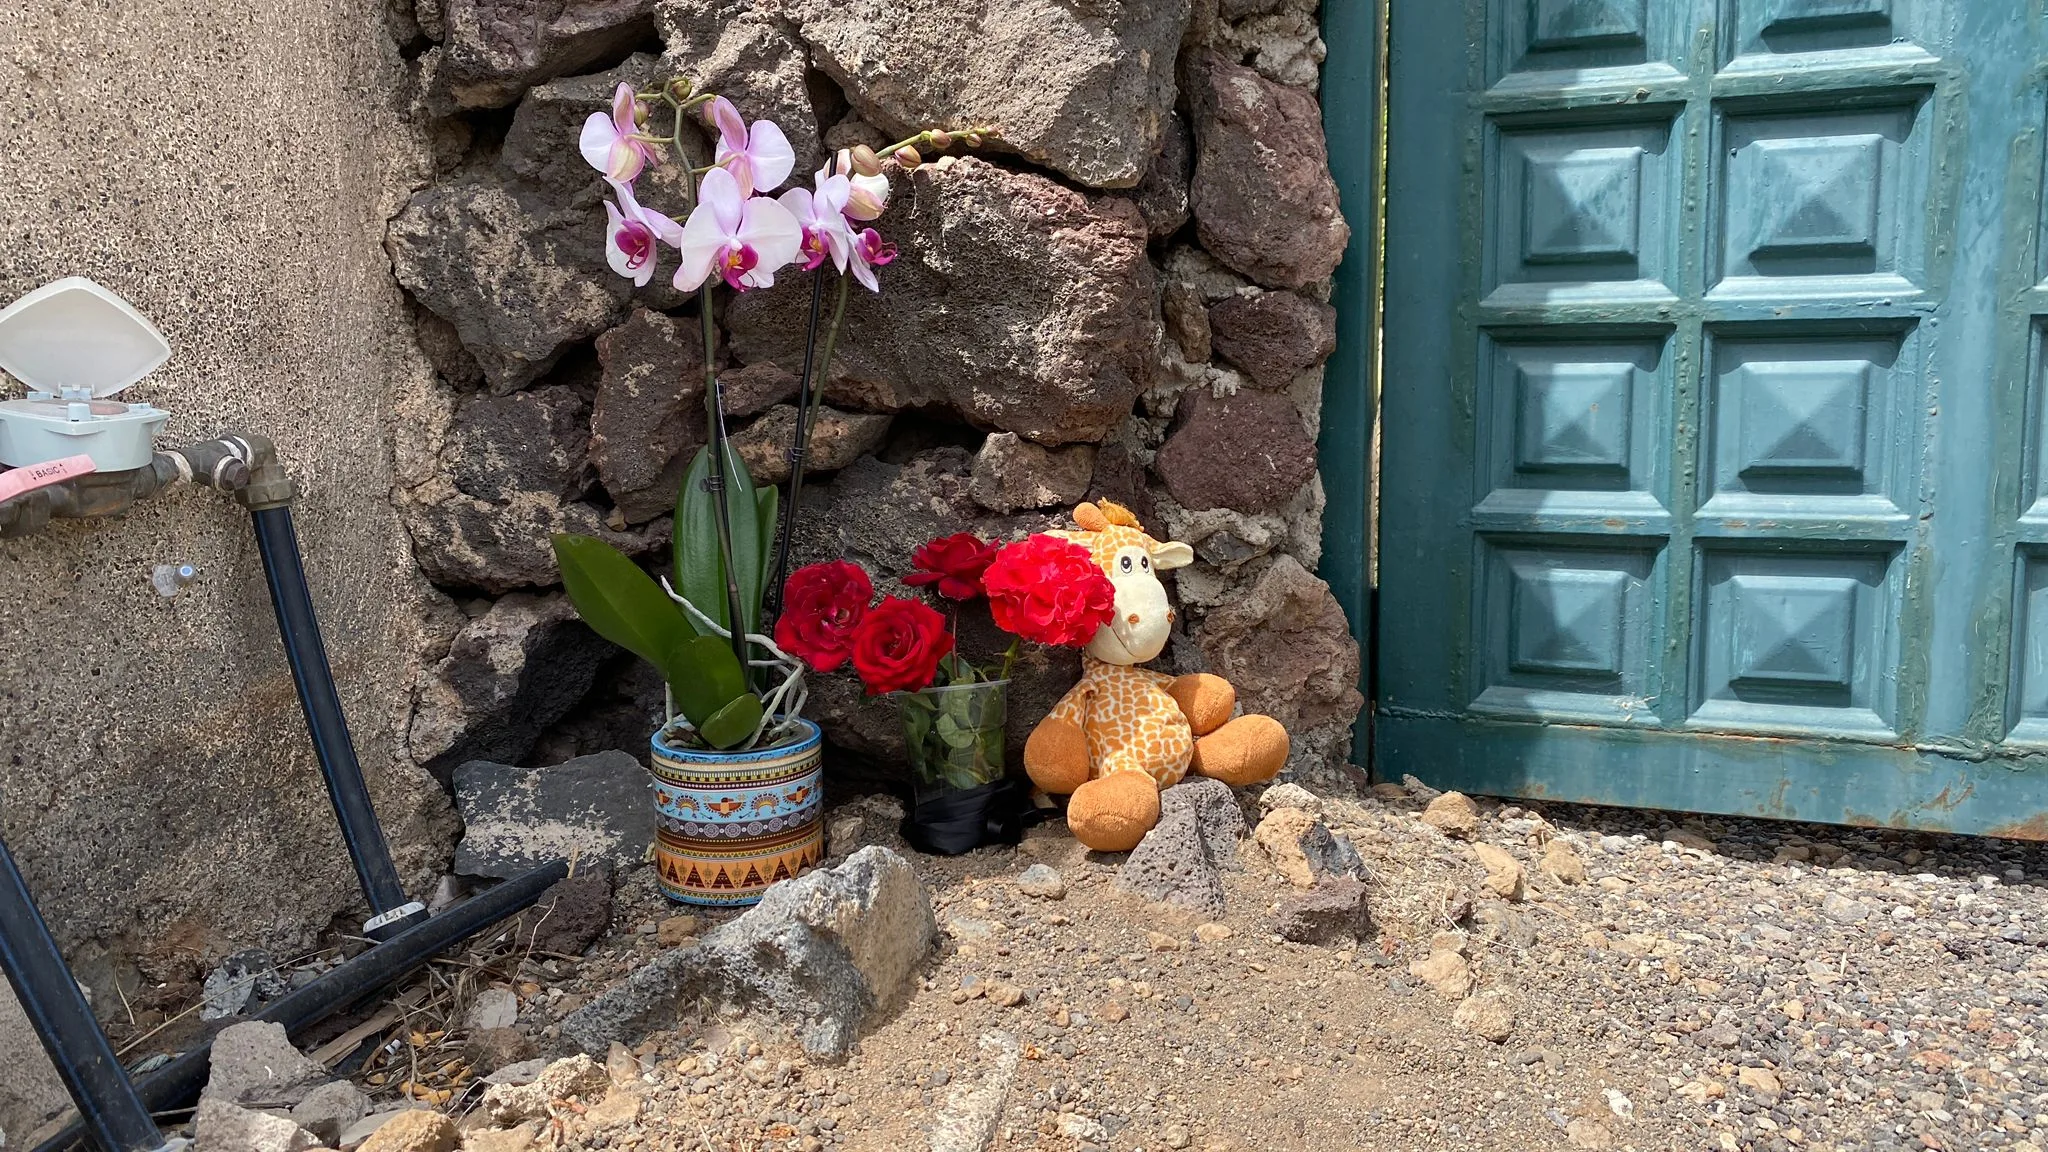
1022 501 1290 851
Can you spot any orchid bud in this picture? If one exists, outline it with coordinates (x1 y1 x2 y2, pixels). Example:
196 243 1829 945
928 129 954 150
667 77 693 101
963 131 984 148
894 145 923 169
849 144 884 177
633 102 650 129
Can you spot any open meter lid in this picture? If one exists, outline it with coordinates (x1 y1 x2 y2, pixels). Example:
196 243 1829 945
0 277 171 397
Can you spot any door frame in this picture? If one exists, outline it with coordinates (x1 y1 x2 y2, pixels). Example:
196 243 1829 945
1318 0 1387 772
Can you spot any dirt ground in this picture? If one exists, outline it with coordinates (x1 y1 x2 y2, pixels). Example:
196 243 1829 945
319 777 2048 1152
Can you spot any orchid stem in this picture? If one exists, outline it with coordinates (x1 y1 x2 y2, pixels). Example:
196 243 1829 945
766 271 828 619
664 87 751 677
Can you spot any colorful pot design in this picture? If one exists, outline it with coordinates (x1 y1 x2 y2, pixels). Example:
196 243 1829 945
649 718 824 907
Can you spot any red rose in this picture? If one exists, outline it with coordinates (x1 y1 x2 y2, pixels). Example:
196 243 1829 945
850 596 955 694
982 535 1116 648
775 560 873 672
904 532 998 601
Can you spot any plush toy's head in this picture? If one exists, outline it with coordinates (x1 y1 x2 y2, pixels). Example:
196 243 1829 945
1051 501 1194 666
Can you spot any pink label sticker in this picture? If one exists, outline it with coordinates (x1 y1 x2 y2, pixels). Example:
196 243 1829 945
0 454 96 504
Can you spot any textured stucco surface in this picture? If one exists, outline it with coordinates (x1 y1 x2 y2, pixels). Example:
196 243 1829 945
0 0 454 1137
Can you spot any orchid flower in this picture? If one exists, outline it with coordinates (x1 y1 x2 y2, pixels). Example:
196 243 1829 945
603 178 683 287
819 150 890 221
846 226 897 293
676 166 803 292
779 172 854 272
706 96 794 197
579 83 658 183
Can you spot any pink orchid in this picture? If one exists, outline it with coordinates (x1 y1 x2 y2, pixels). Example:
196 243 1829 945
779 173 854 272
603 178 683 287
705 96 794 197
819 150 890 221
846 226 897 293
579 83 658 183
676 166 802 292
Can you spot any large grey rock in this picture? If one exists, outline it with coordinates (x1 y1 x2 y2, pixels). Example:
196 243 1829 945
1187 49 1349 289
408 593 612 781
729 159 1159 447
1116 778 1246 917
193 1097 324 1152
657 0 824 174
784 0 1189 188
418 0 659 112
1134 110 1193 237
398 476 664 594
446 386 590 505
453 751 652 879
1154 386 1318 513
387 176 628 391
201 1021 328 1108
733 405 894 485
1207 290 1338 389
1198 555 1363 730
561 846 935 1058
591 308 707 525
968 433 1096 514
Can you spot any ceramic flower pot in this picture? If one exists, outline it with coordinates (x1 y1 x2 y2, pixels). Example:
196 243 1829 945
648 717 824 907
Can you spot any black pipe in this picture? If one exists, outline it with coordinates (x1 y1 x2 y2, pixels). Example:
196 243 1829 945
0 838 170 1152
250 505 422 936
31 859 570 1152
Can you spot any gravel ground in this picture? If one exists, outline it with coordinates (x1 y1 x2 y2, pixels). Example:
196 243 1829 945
337 782 2048 1152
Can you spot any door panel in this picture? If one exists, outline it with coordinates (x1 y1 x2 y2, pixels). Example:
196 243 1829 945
1379 0 2048 835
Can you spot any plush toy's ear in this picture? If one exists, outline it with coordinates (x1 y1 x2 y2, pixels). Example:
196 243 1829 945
1073 502 1109 532
1150 541 1195 570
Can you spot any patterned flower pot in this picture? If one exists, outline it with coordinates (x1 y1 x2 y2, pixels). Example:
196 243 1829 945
649 718 824 907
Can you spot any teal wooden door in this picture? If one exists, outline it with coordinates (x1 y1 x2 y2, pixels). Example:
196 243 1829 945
1378 1 2048 837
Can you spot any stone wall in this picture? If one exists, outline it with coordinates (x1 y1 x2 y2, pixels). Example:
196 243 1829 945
0 0 458 1138
385 0 1365 790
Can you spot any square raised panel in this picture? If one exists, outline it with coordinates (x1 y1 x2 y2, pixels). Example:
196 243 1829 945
1485 117 1679 306
1711 101 1928 299
1692 548 1898 737
1700 327 1911 520
1491 0 1686 88
1473 540 1662 723
1720 0 1933 67
2007 552 2048 744
1477 331 1671 528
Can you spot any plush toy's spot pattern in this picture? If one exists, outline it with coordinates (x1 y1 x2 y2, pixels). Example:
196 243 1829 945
1023 503 1289 851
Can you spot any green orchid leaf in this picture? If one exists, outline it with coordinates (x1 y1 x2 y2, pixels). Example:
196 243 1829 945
669 635 747 727
674 444 768 647
699 692 766 750
755 483 780 587
674 448 725 634
552 533 695 665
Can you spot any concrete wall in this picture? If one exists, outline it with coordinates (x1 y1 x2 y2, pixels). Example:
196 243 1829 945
0 0 453 1138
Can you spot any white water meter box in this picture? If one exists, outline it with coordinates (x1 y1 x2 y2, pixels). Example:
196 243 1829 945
0 277 171 472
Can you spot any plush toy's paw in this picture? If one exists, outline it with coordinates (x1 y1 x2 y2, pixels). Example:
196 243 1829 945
1166 673 1237 737
1065 771 1162 853
1191 714 1289 786
1024 717 1093 796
